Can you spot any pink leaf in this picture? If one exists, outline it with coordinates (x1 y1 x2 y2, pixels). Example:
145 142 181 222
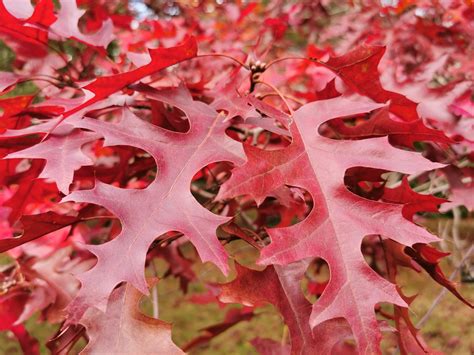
80 282 183 354
63 85 244 322
219 96 443 353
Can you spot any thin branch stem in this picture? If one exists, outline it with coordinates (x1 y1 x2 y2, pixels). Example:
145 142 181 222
191 184 216 199
259 92 305 105
151 284 159 319
196 53 249 69
254 80 294 116
281 325 289 347
17 77 63 88
265 56 313 69
80 216 119 221
151 261 160 319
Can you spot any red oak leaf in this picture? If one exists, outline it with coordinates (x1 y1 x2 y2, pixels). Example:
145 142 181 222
1 0 111 49
0 212 78 253
60 37 198 122
450 89 474 118
327 106 452 148
80 282 183 354
219 262 317 354
382 178 446 220
6 126 100 193
0 0 50 55
62 85 244 322
314 78 341 101
0 205 97 253
0 72 21 92
218 97 443 353
405 244 473 308
251 338 291 355
0 95 34 119
210 69 258 120
182 307 254 352
3 179 57 224
50 0 113 48
2 0 56 27
318 46 420 121
440 166 474 212
0 291 39 355
19 247 94 324
0 2 471 353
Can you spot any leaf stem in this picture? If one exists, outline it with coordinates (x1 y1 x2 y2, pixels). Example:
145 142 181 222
196 53 249 69
259 92 305 105
265 56 316 69
254 80 294 116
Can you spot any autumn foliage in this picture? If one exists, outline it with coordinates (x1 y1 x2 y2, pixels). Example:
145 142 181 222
0 0 473 354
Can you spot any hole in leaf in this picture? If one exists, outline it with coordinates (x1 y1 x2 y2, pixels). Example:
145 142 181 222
190 161 234 214
131 101 190 133
344 167 388 201
70 203 122 246
318 109 385 140
224 239 261 268
213 183 313 248
75 139 157 190
77 7 114 39
376 302 395 323
138 284 160 319
258 185 313 228
301 258 330 304
148 233 230 285
235 185 312 233
225 123 291 150
0 135 43 155
360 235 388 279
146 234 199 293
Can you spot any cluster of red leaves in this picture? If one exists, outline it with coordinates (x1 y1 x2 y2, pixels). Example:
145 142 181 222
0 0 472 354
